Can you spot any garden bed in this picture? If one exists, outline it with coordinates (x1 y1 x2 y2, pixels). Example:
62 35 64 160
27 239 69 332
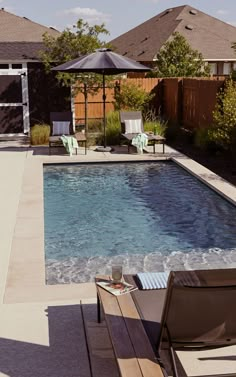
169 138 236 187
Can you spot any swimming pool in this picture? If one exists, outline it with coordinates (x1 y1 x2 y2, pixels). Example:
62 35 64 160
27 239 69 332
43 162 236 284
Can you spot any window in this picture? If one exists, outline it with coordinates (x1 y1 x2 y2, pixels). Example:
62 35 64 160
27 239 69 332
209 63 217 75
223 62 231 75
12 64 22 69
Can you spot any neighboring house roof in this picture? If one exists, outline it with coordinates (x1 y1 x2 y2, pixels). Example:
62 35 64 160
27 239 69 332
0 8 60 42
110 5 236 62
0 42 46 61
0 8 60 61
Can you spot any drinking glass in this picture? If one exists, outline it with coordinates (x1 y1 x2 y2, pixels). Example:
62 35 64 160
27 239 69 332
112 265 123 283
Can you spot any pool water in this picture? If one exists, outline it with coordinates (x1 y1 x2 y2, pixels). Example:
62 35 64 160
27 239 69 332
43 162 236 284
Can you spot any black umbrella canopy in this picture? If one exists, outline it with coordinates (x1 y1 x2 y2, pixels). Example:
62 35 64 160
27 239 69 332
51 48 151 74
52 49 151 150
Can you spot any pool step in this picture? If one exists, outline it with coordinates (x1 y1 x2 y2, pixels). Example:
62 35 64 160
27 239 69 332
0 134 30 147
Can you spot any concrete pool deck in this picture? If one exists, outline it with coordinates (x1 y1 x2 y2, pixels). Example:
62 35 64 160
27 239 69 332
0 142 236 376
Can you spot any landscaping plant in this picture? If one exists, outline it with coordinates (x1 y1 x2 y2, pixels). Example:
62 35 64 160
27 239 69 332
105 111 121 145
193 127 217 151
31 124 50 145
212 78 236 151
143 108 167 136
114 81 154 111
144 120 167 136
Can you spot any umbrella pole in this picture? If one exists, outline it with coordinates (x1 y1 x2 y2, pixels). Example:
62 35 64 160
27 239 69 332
102 74 106 148
84 83 88 136
95 74 112 152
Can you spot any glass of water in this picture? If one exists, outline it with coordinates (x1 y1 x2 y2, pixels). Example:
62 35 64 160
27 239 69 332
112 265 123 283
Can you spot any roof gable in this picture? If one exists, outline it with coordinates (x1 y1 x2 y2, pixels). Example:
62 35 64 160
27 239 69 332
110 5 184 61
110 5 236 61
0 8 60 42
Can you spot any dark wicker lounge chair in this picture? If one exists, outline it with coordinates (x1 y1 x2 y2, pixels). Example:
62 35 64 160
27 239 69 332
119 110 165 153
126 268 236 377
49 111 75 155
49 111 87 155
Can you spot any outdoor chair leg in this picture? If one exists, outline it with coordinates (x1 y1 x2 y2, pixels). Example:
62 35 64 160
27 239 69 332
163 143 165 154
128 143 130 153
165 326 179 377
97 292 101 323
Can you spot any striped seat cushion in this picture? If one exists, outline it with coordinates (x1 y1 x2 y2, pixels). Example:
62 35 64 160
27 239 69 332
124 119 142 134
136 272 169 290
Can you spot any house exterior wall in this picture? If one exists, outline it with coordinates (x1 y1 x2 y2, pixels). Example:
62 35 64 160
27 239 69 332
27 63 71 127
0 62 71 133
0 63 29 134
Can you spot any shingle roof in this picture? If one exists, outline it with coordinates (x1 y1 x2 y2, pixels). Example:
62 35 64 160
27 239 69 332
0 42 46 60
110 5 236 62
0 8 60 42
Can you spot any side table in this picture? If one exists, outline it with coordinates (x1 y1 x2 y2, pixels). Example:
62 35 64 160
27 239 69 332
95 276 164 377
75 132 87 154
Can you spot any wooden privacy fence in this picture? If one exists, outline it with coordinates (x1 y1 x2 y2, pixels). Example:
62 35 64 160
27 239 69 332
162 78 182 125
162 77 225 129
74 76 225 129
74 84 114 124
182 78 225 129
73 78 160 125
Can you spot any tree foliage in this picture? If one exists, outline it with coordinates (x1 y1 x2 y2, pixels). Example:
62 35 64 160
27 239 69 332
212 78 236 150
148 32 210 78
232 40 236 54
40 19 111 93
114 82 154 111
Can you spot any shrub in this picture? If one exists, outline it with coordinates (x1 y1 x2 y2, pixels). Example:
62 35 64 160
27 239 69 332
31 124 50 145
144 120 167 137
212 78 236 150
143 108 167 136
87 133 103 147
106 111 121 145
114 81 154 111
194 128 218 151
83 119 103 146
194 128 210 149
231 70 236 81
87 118 103 132
85 112 121 146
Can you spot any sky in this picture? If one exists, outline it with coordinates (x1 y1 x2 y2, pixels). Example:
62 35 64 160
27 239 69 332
1 0 236 41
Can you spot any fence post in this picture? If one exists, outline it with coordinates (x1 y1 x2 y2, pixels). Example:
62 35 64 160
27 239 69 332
84 83 88 135
178 78 183 126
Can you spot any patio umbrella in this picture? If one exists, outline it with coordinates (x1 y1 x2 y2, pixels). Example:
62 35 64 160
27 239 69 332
52 48 151 151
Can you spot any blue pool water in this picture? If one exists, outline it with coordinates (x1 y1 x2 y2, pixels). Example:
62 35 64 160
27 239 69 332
44 162 236 284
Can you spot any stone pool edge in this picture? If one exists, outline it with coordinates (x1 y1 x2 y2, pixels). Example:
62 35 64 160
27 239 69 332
172 155 236 206
4 146 236 304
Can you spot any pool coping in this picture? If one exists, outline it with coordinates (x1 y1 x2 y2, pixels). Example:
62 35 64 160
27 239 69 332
2 144 236 304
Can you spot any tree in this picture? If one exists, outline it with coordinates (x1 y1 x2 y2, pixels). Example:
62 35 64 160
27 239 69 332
40 19 111 90
232 40 236 54
40 19 111 132
148 32 210 78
